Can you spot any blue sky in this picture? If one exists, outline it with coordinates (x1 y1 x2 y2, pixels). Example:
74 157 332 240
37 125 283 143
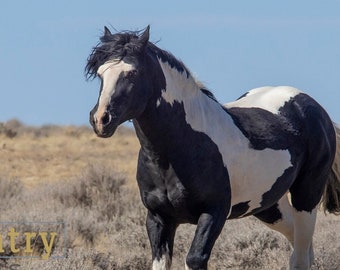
1 1 340 126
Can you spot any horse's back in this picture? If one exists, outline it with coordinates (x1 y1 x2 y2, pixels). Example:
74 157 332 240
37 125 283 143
225 86 301 114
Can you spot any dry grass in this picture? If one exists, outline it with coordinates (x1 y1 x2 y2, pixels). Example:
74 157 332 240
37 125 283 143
0 119 339 269
0 119 139 188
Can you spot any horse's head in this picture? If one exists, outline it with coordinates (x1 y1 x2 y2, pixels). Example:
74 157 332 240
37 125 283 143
85 26 152 137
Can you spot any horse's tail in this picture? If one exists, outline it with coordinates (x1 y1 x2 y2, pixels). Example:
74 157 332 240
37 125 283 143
322 123 340 215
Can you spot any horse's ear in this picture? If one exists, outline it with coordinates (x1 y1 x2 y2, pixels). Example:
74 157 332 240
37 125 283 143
139 25 150 47
104 26 112 37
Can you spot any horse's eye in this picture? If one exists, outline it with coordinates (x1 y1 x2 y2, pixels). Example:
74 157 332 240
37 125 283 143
126 70 137 79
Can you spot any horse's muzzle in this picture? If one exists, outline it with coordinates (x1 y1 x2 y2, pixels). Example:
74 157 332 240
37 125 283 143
90 110 118 138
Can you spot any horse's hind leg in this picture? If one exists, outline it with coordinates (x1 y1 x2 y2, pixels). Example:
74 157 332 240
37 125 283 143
254 194 294 245
289 207 316 270
288 169 325 270
254 193 316 269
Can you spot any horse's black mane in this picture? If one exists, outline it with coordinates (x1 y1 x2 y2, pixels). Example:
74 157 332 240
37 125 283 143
85 27 217 102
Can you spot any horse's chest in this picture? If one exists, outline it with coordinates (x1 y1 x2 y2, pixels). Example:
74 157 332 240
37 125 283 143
137 159 195 221
141 180 198 222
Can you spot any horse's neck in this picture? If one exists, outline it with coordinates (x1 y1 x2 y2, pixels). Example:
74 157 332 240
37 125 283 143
134 60 239 158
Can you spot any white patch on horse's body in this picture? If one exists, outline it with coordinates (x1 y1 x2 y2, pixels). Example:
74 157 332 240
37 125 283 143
158 60 199 106
95 61 134 119
159 59 293 216
225 86 301 114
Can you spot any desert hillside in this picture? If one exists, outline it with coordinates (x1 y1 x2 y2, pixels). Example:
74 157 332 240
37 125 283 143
0 119 339 270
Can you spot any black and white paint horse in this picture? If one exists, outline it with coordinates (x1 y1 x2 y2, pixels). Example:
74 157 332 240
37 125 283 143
85 26 340 270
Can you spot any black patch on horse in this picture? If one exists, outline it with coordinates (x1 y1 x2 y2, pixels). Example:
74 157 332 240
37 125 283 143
225 104 301 151
250 166 297 216
254 203 282 224
228 201 250 219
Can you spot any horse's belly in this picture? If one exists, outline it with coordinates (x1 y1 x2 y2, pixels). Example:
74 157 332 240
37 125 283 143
227 148 294 218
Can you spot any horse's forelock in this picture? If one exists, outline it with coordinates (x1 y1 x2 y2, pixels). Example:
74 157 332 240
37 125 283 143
85 29 145 80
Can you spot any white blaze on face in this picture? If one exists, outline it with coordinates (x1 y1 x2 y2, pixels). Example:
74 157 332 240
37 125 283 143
158 62 297 216
94 60 135 122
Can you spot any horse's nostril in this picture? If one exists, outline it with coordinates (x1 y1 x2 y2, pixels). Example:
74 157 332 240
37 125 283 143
101 112 111 126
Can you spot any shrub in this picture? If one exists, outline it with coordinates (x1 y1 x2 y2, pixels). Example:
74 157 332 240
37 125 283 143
57 165 126 221
0 177 23 212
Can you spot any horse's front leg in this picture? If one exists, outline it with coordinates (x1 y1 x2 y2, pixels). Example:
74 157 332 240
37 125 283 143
146 211 177 270
186 210 227 270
